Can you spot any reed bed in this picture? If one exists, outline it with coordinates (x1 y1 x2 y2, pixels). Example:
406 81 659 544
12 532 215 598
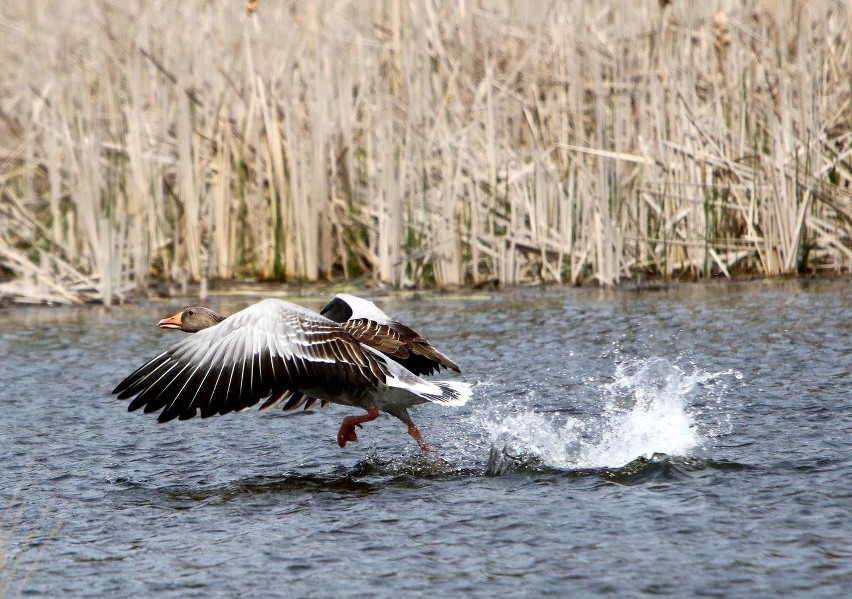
0 0 849 304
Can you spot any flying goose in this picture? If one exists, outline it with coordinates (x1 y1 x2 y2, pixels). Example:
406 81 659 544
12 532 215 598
113 298 471 451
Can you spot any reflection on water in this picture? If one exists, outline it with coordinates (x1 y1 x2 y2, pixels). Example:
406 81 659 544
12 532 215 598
1 281 851 598
122 456 484 505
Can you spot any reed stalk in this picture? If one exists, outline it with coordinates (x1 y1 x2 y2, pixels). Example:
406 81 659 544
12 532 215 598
0 0 849 304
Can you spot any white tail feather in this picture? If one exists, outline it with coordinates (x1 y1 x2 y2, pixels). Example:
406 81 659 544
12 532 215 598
362 344 472 407
429 381 472 406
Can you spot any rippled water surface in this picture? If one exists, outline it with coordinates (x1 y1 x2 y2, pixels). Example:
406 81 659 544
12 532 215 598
2 281 851 597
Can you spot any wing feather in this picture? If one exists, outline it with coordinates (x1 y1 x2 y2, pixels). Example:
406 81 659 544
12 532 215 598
342 318 460 376
113 299 387 422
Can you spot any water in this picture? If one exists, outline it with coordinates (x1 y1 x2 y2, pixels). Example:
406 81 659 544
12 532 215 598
1 281 850 597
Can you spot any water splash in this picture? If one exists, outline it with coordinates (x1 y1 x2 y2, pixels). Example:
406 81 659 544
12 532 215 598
475 357 732 474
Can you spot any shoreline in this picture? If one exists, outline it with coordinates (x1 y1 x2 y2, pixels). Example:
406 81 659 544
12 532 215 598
2 272 848 311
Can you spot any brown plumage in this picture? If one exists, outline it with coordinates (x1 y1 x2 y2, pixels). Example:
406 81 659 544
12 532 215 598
340 319 460 376
319 294 461 376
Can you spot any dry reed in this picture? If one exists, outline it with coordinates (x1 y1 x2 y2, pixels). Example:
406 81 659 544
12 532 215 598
0 0 850 304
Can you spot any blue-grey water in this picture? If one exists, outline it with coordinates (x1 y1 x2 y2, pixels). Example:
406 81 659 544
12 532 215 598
1 281 850 597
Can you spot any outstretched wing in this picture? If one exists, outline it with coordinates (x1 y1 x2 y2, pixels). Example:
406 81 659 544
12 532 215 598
113 299 387 422
342 318 461 376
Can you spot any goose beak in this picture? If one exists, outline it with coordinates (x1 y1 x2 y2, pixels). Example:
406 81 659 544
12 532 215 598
157 312 183 330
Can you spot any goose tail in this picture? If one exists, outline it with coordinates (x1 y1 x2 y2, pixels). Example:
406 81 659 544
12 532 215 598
428 381 472 406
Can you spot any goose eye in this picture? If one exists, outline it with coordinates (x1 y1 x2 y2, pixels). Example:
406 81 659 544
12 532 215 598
186 310 194 316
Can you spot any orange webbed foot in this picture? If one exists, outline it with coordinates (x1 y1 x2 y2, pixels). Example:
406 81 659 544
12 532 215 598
337 423 360 448
336 407 379 448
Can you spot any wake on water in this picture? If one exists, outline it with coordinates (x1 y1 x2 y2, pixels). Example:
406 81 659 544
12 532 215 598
448 356 735 475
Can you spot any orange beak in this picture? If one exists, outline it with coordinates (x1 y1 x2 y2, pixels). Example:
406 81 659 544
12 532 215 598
157 312 183 330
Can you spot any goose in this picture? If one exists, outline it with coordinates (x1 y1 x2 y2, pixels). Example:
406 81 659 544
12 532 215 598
113 298 471 451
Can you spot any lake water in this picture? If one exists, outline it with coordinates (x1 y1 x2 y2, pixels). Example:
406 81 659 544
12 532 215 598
1 281 850 597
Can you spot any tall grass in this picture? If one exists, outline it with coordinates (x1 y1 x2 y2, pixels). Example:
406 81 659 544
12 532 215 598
0 0 849 303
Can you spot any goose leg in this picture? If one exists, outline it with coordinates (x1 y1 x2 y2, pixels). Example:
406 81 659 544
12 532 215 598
406 421 430 453
337 406 379 448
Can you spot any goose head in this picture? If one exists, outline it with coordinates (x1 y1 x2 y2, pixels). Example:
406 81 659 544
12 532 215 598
157 307 225 332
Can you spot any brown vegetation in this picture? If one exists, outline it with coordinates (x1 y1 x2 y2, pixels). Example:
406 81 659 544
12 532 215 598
1 1 850 304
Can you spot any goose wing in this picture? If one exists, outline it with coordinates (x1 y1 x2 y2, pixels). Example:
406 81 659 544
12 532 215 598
113 299 387 422
342 318 461 376
258 389 327 413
